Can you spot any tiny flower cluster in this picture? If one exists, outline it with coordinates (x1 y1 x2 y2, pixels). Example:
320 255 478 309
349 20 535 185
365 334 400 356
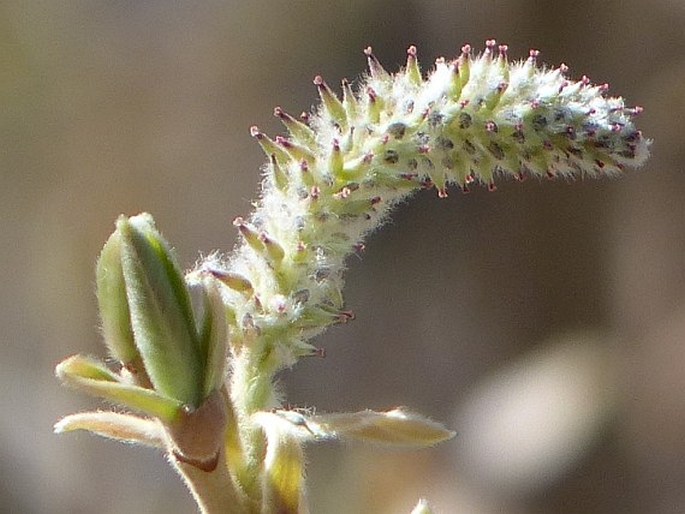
202 41 649 380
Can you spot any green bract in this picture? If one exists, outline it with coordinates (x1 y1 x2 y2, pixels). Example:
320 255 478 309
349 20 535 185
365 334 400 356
116 213 204 406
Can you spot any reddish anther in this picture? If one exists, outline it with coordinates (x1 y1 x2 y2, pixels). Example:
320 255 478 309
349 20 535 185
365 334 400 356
276 136 291 147
334 187 351 199
484 39 497 58
339 310 355 322
498 44 508 59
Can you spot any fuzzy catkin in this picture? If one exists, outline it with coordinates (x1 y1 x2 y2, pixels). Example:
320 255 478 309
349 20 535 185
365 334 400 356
196 42 649 379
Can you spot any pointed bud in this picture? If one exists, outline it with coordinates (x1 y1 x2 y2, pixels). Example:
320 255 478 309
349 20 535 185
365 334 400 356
117 213 203 406
268 154 289 191
364 46 389 79
329 139 343 176
251 126 291 165
197 277 229 397
366 86 382 124
260 232 286 263
233 216 265 253
276 136 317 163
455 44 471 92
274 106 316 147
206 267 254 296
405 45 422 85
341 78 358 121
314 75 347 129
96 228 140 367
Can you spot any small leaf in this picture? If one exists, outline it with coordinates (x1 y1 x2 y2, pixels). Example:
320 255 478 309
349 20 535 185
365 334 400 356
54 411 164 448
197 276 229 397
56 355 183 422
55 354 120 383
118 214 204 406
96 228 140 366
253 412 305 514
309 408 456 448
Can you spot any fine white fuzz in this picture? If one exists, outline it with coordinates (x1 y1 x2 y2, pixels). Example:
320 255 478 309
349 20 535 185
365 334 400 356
195 42 649 387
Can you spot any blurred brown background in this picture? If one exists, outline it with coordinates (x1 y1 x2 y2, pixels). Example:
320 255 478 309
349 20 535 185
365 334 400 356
1 1 683 512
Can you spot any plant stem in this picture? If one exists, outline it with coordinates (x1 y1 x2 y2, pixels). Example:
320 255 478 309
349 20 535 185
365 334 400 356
172 446 246 514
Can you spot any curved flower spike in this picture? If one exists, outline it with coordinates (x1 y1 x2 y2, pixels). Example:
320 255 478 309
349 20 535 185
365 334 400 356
209 42 650 381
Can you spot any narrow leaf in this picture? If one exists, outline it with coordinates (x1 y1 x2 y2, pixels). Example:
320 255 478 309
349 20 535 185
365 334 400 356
198 277 229 397
310 408 456 448
253 412 306 514
118 214 203 406
54 411 164 448
56 355 183 422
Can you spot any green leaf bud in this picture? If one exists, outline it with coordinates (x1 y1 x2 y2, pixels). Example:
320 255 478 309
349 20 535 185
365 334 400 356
96 227 139 366
55 355 184 422
197 276 229 397
117 213 203 406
